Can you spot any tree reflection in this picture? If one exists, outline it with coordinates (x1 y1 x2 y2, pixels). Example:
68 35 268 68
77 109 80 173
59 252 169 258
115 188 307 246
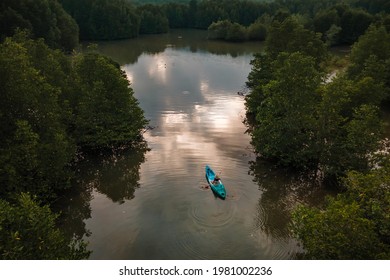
55 146 148 248
77 146 148 204
97 29 263 65
248 158 332 239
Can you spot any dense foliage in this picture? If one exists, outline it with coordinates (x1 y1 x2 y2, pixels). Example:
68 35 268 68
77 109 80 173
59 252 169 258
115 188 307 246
245 17 387 181
0 35 75 201
0 33 147 258
1 0 390 261
72 51 149 148
137 4 170 34
244 12 390 258
0 0 368 44
0 193 90 259
60 0 139 40
347 24 390 98
0 0 79 51
1 33 148 199
292 160 390 259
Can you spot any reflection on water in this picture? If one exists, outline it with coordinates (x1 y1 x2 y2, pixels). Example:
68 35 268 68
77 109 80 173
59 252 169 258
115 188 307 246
59 30 332 260
56 148 147 244
78 148 147 204
96 29 263 65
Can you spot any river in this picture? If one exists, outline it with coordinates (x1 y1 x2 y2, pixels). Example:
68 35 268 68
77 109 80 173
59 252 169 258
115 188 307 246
59 29 331 260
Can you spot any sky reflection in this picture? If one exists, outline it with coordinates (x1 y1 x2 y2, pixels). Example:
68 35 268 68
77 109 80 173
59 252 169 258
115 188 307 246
81 36 305 259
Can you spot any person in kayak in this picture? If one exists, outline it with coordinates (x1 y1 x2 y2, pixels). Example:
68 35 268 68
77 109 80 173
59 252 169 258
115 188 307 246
213 175 220 185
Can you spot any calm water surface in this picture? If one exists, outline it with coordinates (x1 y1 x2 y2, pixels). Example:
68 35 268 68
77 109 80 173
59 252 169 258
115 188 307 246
61 30 330 259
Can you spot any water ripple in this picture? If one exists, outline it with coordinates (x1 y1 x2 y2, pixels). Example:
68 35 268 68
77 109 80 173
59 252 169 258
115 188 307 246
189 200 236 228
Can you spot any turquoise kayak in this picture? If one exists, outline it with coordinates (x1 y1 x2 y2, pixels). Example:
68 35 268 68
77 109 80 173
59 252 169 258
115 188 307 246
205 165 226 199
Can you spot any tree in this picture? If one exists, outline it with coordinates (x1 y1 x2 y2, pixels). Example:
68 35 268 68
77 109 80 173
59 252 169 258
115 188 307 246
208 20 232 40
60 0 140 40
225 22 247 42
72 51 148 149
247 19 267 41
0 0 79 51
251 52 322 169
317 81 384 182
245 16 328 120
339 8 373 44
265 17 328 65
348 25 390 99
245 53 274 118
163 2 189 28
313 8 340 36
138 4 169 34
0 36 75 201
1 33 148 202
291 159 390 259
0 193 90 259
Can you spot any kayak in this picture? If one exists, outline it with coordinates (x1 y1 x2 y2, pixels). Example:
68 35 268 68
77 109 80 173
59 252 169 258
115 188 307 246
205 165 226 200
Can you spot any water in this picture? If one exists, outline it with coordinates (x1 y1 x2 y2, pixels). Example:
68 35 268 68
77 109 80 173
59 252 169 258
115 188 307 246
60 30 329 259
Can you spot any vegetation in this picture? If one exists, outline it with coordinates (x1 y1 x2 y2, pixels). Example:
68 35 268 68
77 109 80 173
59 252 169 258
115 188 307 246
244 11 390 258
72 50 149 149
0 35 75 202
0 0 79 51
60 0 139 40
245 16 387 179
138 4 170 34
0 31 147 258
0 193 90 259
0 0 373 45
1 0 390 260
292 159 390 259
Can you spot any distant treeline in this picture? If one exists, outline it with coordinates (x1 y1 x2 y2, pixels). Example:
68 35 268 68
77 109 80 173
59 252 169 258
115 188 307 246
2 0 390 47
62 0 390 45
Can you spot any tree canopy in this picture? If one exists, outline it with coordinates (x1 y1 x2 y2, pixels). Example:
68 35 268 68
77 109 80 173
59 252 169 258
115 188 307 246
0 0 79 51
0 193 90 259
0 33 148 259
292 160 390 259
245 17 386 182
60 0 139 40
244 14 390 259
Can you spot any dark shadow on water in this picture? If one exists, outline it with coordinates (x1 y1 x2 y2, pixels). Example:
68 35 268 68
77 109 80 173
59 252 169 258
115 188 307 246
96 29 264 65
248 158 334 240
77 147 147 204
54 146 148 245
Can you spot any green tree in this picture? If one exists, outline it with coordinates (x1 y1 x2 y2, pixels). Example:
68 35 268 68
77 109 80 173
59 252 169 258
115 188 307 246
247 19 267 41
138 4 169 34
0 36 75 201
245 53 274 118
251 52 322 168
246 17 384 181
208 20 232 40
265 17 328 65
313 8 340 36
60 0 140 40
245 17 328 119
312 8 342 45
292 160 390 259
316 76 384 182
348 25 390 98
0 0 79 51
225 22 247 42
0 193 90 259
163 2 189 28
339 8 373 44
72 51 148 149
